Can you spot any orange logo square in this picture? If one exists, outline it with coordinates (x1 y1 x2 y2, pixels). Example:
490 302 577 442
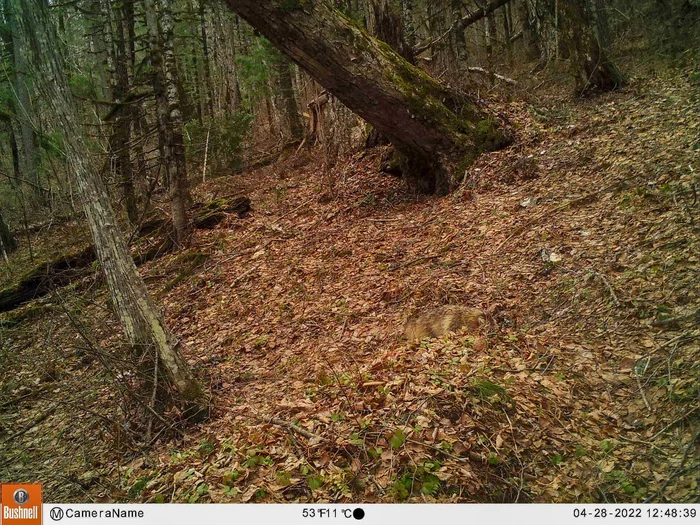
1 484 42 525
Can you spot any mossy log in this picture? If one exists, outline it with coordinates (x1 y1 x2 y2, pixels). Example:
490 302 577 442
0 246 96 312
191 196 251 229
0 196 250 313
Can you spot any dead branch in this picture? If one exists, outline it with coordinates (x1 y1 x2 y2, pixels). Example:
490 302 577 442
467 66 517 85
269 417 319 440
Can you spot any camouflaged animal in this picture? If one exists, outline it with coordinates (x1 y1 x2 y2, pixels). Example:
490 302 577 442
403 305 485 341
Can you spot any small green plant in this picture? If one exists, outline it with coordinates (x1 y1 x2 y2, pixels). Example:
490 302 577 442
550 453 564 465
600 439 615 453
389 429 406 449
222 470 240 486
128 478 149 498
243 449 274 468
307 474 324 490
276 471 292 486
472 379 508 403
198 440 216 456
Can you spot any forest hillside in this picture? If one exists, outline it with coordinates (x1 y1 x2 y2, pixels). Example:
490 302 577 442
0 0 698 504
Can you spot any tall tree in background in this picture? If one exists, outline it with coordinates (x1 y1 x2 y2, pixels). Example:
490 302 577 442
19 0 205 418
144 0 192 248
275 54 304 141
103 0 139 224
222 0 511 194
2 0 42 205
367 0 414 63
561 0 625 93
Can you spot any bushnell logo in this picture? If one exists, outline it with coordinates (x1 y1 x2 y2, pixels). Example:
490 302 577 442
13 489 30 505
1 483 43 524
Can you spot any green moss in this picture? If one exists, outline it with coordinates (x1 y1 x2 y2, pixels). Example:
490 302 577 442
159 250 210 296
1 304 57 328
475 118 511 151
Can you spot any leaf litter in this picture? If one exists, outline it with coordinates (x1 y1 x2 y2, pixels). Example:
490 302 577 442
0 71 698 503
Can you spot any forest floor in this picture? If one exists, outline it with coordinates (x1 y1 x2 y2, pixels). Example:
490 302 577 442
1 67 698 503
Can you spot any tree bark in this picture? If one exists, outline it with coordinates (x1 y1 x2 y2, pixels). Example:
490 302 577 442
143 0 192 248
276 56 304 140
368 0 414 63
3 0 42 205
20 0 205 419
0 210 17 256
106 0 138 225
199 0 215 116
560 0 625 93
222 0 511 194
518 0 541 60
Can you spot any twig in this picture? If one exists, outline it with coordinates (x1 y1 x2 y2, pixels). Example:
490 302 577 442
231 264 259 285
492 179 629 254
0 386 52 410
592 271 621 306
2 404 58 443
269 417 319 440
650 405 700 440
467 66 517 85
644 430 700 502
202 121 212 183
276 198 314 221
634 358 652 412
651 309 700 327
387 275 434 305
388 255 440 272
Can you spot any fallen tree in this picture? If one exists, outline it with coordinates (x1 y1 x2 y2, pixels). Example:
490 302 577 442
222 0 512 194
0 196 250 314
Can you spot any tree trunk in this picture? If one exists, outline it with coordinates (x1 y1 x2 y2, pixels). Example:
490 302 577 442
503 1 513 65
368 0 414 63
143 0 192 248
486 11 497 87
199 0 214 116
19 0 205 419
518 0 541 60
276 56 304 140
222 0 511 194
107 0 138 225
0 210 17 256
3 0 42 205
560 0 625 93
593 0 611 50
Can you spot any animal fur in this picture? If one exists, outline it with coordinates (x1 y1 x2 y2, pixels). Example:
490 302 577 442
403 305 485 341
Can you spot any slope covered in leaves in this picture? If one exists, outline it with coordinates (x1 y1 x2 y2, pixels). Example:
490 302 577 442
1 70 698 503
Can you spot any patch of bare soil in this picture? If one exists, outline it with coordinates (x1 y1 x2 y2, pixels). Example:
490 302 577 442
1 71 698 503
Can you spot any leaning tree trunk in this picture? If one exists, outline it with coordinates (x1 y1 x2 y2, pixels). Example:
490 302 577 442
19 0 205 419
222 0 511 194
560 0 625 94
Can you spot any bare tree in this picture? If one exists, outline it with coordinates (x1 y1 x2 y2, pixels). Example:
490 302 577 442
2 0 42 205
143 0 192 248
19 0 205 419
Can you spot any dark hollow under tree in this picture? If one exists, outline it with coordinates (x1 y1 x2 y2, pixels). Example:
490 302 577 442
222 0 512 195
